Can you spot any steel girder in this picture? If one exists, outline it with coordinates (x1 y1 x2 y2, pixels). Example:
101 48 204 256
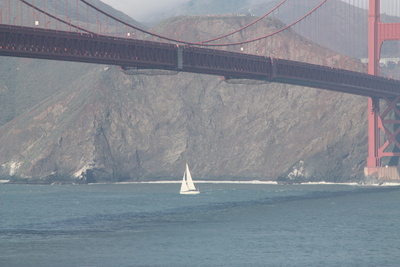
378 97 400 158
1 25 400 99
181 46 272 79
0 25 178 69
273 59 400 98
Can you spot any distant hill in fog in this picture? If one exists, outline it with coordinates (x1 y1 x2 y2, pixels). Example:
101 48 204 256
146 0 400 59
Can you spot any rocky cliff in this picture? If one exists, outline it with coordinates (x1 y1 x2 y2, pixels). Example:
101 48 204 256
0 13 369 183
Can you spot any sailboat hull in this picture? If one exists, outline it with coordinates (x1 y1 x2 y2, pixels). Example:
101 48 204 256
180 190 200 195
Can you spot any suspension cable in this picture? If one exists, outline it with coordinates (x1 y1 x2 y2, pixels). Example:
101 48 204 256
19 0 95 34
80 0 327 47
198 0 327 47
199 0 287 44
20 0 327 48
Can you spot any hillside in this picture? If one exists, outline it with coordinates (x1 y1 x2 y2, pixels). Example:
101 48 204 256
0 2 371 184
152 0 400 61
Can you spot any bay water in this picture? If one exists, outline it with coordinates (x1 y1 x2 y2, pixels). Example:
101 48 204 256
1 182 400 266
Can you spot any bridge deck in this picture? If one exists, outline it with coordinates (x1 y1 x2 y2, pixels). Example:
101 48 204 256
1 25 400 98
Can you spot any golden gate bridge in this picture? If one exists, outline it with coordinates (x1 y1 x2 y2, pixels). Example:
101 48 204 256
0 0 400 181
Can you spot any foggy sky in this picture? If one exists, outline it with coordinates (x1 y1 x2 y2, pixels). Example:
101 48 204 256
101 0 189 22
101 0 398 22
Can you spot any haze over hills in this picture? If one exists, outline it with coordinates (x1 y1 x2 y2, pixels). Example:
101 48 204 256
0 0 389 183
144 0 400 60
140 0 270 23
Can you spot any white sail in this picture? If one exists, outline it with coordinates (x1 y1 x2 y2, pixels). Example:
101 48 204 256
179 164 200 194
185 164 197 190
180 172 189 192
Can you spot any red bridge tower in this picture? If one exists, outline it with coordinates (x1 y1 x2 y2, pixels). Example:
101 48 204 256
366 0 400 180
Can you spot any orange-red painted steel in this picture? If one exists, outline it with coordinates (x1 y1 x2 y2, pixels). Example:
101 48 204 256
367 0 400 169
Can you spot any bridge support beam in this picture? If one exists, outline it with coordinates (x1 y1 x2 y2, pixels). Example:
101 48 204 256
365 0 400 181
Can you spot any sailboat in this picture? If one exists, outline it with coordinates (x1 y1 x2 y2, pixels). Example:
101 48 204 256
180 164 200 195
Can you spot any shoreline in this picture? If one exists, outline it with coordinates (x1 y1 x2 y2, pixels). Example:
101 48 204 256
2 179 400 187
115 180 400 186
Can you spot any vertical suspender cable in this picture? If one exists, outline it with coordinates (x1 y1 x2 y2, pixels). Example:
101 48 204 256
95 9 98 34
325 0 328 65
347 0 349 62
19 2 24 26
106 15 109 35
76 0 79 32
33 0 37 27
339 0 343 68
315 0 318 57
44 0 47 28
354 0 357 70
297 2 307 61
365 0 368 73
296 0 299 61
86 2 89 31
347 0 351 70
26 0 29 26
115 16 118 37
55 0 59 30
66 0 70 31
7 0 10 25
348 0 350 67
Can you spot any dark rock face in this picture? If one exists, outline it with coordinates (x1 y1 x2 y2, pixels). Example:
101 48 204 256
0 16 368 183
